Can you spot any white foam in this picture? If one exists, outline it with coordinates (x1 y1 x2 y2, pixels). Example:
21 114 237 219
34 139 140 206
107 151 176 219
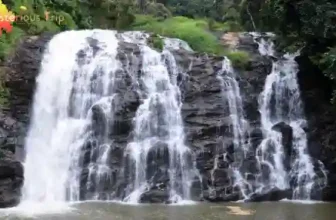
0 201 75 217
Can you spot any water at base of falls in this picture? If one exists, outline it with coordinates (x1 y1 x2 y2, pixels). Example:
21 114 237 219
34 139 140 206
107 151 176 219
21 30 197 206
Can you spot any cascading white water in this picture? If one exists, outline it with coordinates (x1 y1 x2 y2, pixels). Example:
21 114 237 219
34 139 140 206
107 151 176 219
217 58 250 154
256 57 291 193
163 38 194 52
22 29 196 206
253 33 327 200
124 44 195 204
215 57 252 199
22 30 122 204
20 27 328 207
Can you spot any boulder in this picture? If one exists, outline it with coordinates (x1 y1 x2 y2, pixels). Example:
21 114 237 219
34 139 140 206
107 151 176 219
248 188 291 202
272 122 293 161
0 150 23 208
139 189 170 203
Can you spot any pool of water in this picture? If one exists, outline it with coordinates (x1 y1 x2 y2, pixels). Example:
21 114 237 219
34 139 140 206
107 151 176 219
0 201 335 220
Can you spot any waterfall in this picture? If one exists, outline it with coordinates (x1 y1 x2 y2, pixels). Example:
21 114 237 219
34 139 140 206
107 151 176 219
163 38 194 52
215 57 252 199
20 29 328 206
124 46 195 203
253 33 328 200
21 29 196 205
22 30 123 203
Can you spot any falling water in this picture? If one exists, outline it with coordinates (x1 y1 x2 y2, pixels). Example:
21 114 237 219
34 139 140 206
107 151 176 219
163 38 194 52
22 29 196 206
253 33 327 200
215 57 252 199
22 30 123 204
20 28 327 207
124 44 195 204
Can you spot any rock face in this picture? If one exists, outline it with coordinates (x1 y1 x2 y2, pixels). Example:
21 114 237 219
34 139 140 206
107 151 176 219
0 31 335 205
296 55 336 201
0 34 53 207
0 112 25 207
4 34 53 124
0 150 23 207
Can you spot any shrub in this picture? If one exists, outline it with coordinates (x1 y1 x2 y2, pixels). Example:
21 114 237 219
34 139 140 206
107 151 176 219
208 20 230 32
132 16 223 54
145 2 172 19
53 11 77 30
0 27 25 60
224 50 250 69
195 19 209 29
132 14 159 27
26 20 61 35
320 47 336 80
151 35 164 51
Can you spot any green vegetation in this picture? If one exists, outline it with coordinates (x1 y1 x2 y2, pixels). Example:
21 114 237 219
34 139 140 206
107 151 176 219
240 0 336 104
162 0 241 22
148 34 164 51
132 16 222 54
0 27 25 60
224 50 250 69
0 0 247 60
320 47 336 81
0 0 136 60
0 0 333 105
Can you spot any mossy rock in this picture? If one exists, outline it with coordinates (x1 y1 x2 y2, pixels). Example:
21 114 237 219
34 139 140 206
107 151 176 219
148 34 164 51
225 50 251 69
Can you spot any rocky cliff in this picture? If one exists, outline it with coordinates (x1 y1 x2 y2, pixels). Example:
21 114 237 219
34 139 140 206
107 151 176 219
0 32 335 206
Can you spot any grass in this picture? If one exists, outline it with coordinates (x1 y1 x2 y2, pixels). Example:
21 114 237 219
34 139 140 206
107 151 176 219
131 15 251 68
131 15 223 55
223 50 251 69
148 34 164 51
131 15 246 62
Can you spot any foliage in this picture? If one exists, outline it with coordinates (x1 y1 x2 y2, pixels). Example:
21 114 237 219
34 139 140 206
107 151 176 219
240 0 336 103
162 0 242 22
140 2 172 19
0 0 247 60
132 16 223 54
148 34 164 51
320 47 336 81
0 27 25 60
224 50 250 69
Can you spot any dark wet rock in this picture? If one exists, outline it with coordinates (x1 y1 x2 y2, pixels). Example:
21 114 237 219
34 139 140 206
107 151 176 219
0 111 25 208
139 189 170 203
248 188 291 202
272 122 293 161
0 150 23 208
4 34 54 123
203 187 240 202
296 54 336 201
236 33 259 53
